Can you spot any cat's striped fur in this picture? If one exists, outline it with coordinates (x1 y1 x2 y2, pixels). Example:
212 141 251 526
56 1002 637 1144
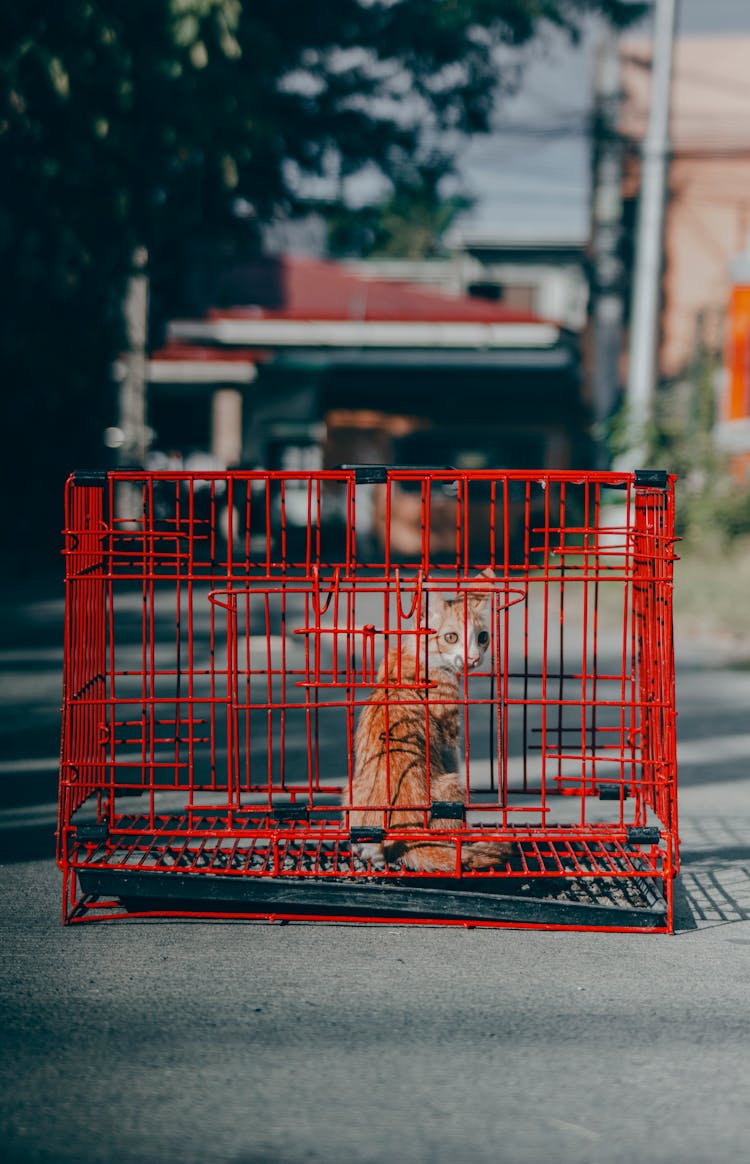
349 571 512 872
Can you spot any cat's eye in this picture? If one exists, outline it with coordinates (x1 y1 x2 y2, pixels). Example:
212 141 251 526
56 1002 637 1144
443 631 459 644
477 631 490 645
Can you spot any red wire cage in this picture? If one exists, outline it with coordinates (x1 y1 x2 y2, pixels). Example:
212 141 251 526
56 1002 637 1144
58 467 679 930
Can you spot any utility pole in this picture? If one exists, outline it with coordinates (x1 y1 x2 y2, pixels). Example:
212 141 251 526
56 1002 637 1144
590 29 625 468
624 0 678 465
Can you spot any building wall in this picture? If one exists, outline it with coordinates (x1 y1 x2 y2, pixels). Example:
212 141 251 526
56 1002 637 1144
661 157 749 378
621 37 750 380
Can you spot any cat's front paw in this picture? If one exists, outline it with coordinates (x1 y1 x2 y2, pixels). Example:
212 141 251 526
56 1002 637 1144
354 842 386 869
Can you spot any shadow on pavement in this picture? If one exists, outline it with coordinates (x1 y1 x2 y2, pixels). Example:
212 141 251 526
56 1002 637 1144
676 862 750 930
0 822 57 864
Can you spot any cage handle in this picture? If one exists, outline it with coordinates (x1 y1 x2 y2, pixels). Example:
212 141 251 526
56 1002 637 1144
496 586 528 612
395 568 424 621
311 566 340 618
207 589 238 612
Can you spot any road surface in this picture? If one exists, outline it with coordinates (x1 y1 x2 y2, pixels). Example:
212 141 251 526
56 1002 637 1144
1 577 749 1164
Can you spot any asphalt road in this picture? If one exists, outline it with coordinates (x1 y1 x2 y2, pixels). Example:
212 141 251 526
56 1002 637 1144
1 574 749 1164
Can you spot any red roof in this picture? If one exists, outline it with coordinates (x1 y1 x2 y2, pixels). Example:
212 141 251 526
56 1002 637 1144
203 254 544 325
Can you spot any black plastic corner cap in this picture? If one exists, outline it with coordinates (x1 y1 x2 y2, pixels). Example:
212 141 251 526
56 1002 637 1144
634 469 669 489
626 826 661 846
72 470 109 487
271 805 309 822
430 801 466 820
75 821 109 843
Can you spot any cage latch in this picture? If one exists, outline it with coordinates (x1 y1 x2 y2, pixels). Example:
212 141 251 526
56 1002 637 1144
626 826 661 846
337 463 455 484
430 801 466 820
350 826 386 843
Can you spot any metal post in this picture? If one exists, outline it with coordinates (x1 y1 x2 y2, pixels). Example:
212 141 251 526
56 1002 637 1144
211 388 244 467
118 246 150 468
624 0 678 465
117 246 150 523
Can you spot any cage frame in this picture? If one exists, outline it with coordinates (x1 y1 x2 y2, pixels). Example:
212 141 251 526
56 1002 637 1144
58 466 679 931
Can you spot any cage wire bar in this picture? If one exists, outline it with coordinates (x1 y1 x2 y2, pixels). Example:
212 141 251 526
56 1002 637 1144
58 467 679 930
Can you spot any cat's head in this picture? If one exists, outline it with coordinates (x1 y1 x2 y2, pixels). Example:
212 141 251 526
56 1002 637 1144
421 569 495 675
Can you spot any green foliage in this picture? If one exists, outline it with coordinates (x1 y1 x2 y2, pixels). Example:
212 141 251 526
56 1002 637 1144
326 163 475 259
1 0 647 552
646 353 750 548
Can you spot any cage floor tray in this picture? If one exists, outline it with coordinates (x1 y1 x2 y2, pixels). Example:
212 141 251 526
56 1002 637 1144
73 820 668 929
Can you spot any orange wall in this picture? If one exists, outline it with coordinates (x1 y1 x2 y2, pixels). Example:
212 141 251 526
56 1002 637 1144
725 284 750 421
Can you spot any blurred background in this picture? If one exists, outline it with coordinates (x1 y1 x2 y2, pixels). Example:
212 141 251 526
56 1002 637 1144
5 0 750 633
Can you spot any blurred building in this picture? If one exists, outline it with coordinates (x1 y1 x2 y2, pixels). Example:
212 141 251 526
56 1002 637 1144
343 237 589 332
150 253 587 482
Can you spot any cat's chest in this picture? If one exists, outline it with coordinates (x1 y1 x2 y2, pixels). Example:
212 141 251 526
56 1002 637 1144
425 676 460 733
381 654 460 730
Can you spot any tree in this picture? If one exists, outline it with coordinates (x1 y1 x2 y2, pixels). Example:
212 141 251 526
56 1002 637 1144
0 0 646 556
326 163 476 259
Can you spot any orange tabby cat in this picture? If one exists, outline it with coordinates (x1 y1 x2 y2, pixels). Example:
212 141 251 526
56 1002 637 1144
349 570 512 872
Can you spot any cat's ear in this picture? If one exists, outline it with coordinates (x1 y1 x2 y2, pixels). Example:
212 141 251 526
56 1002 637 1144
419 588 439 622
420 589 453 623
467 568 495 607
